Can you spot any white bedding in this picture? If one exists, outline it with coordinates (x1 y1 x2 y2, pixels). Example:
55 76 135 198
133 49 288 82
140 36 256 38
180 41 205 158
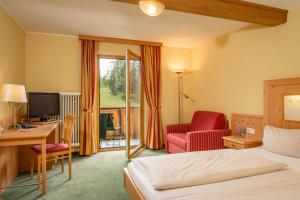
127 148 300 200
132 150 287 190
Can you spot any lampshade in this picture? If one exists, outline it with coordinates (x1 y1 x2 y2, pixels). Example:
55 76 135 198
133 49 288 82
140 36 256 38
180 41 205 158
139 0 165 17
172 67 185 74
0 84 27 103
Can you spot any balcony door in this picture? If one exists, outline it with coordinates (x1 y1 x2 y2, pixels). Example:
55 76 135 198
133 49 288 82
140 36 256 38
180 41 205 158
126 50 144 159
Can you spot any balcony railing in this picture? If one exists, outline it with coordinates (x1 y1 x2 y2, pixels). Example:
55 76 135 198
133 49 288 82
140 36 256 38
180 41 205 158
99 106 140 137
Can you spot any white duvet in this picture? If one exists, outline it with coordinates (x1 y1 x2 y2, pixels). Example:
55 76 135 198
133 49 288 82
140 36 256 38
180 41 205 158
131 150 287 190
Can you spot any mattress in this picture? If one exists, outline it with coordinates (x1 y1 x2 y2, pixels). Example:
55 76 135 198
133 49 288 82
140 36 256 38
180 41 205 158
127 148 300 200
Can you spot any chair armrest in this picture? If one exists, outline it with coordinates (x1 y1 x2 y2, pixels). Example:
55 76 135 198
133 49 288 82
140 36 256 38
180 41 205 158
186 129 231 151
165 123 191 134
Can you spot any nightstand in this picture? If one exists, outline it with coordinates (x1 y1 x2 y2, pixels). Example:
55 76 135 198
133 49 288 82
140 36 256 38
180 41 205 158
223 136 262 150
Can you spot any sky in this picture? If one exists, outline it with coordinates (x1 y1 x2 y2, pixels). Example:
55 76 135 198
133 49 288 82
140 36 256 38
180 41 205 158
99 58 113 78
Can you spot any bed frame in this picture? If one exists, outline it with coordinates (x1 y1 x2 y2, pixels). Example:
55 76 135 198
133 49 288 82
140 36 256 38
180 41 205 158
124 77 300 200
124 168 145 200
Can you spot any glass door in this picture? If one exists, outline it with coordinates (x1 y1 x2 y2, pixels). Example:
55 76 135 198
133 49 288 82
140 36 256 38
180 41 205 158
126 50 144 159
98 56 126 151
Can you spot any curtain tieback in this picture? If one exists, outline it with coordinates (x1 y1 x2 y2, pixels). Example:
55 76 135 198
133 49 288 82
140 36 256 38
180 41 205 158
151 106 160 110
81 108 94 113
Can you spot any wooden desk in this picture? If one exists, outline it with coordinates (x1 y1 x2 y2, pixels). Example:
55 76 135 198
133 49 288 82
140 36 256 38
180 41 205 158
0 124 58 194
21 120 60 172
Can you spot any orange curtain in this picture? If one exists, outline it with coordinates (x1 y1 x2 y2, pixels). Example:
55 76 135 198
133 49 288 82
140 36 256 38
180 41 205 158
80 40 99 155
141 45 163 149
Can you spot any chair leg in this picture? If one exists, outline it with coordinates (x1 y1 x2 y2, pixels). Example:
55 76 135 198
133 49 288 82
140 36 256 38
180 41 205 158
37 155 41 189
118 130 121 146
113 134 115 147
61 157 64 173
30 154 34 178
68 152 72 180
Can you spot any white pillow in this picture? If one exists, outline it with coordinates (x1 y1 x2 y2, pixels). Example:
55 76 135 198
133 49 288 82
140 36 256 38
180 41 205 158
263 125 300 158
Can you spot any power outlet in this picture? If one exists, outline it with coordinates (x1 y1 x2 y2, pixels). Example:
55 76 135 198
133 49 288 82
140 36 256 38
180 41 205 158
247 127 256 135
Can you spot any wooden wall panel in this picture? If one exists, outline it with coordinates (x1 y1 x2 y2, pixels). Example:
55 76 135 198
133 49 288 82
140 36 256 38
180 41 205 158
231 113 264 140
282 120 300 129
264 77 300 129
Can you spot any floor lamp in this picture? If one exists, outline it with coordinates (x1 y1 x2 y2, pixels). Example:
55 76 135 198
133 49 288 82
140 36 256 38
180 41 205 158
173 68 184 124
172 68 194 124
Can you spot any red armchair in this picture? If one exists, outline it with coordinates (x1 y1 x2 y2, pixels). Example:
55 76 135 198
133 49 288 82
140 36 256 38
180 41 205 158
165 111 231 153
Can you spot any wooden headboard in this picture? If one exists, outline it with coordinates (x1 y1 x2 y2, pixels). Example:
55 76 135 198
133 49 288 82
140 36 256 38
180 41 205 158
264 77 300 129
231 113 264 140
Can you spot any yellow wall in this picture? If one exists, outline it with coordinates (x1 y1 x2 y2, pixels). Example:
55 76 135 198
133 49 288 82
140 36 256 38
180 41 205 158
20 6 300 129
0 6 25 120
161 47 192 125
25 35 141 93
184 6 300 123
25 33 190 127
4 1 300 147
0 5 25 194
25 33 81 92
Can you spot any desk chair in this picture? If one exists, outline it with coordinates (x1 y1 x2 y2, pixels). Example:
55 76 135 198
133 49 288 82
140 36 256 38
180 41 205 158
30 115 76 187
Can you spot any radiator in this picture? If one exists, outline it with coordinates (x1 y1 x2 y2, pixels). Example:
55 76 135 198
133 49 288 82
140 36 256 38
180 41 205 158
59 92 81 152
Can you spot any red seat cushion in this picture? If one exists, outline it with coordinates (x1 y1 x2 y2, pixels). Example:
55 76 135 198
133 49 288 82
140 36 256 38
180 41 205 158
166 133 187 149
190 111 227 131
31 144 69 154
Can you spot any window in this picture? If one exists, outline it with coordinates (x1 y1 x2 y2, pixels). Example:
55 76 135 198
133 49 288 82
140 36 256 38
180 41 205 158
99 57 126 107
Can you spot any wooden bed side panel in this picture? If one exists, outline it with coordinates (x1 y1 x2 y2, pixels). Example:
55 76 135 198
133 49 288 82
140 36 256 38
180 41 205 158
124 168 146 200
231 113 264 140
264 77 300 129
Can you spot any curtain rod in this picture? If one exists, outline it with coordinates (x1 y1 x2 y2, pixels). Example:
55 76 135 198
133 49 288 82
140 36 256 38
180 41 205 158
79 35 163 47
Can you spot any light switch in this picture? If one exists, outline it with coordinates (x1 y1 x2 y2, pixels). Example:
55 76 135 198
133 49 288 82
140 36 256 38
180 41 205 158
247 128 256 135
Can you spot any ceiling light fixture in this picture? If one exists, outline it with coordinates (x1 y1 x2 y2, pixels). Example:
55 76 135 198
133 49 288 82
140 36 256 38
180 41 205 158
139 0 165 17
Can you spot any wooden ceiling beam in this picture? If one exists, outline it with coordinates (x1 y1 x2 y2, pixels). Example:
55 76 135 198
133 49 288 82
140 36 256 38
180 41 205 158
111 0 288 26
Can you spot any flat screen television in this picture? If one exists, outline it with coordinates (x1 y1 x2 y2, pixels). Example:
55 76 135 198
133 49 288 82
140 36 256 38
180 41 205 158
28 92 60 120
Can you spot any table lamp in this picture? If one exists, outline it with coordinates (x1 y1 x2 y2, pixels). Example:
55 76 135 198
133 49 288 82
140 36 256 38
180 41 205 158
0 84 27 128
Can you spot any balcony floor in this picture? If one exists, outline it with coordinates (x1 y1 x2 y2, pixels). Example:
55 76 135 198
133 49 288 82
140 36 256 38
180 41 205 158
100 138 140 149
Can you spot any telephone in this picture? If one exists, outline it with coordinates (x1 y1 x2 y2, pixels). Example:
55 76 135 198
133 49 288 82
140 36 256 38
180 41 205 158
17 122 37 129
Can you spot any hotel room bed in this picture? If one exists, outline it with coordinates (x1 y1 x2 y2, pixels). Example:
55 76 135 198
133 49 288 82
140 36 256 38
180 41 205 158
125 147 300 200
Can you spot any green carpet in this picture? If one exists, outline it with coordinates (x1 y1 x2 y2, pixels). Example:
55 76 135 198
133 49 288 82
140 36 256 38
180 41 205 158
3 149 166 200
